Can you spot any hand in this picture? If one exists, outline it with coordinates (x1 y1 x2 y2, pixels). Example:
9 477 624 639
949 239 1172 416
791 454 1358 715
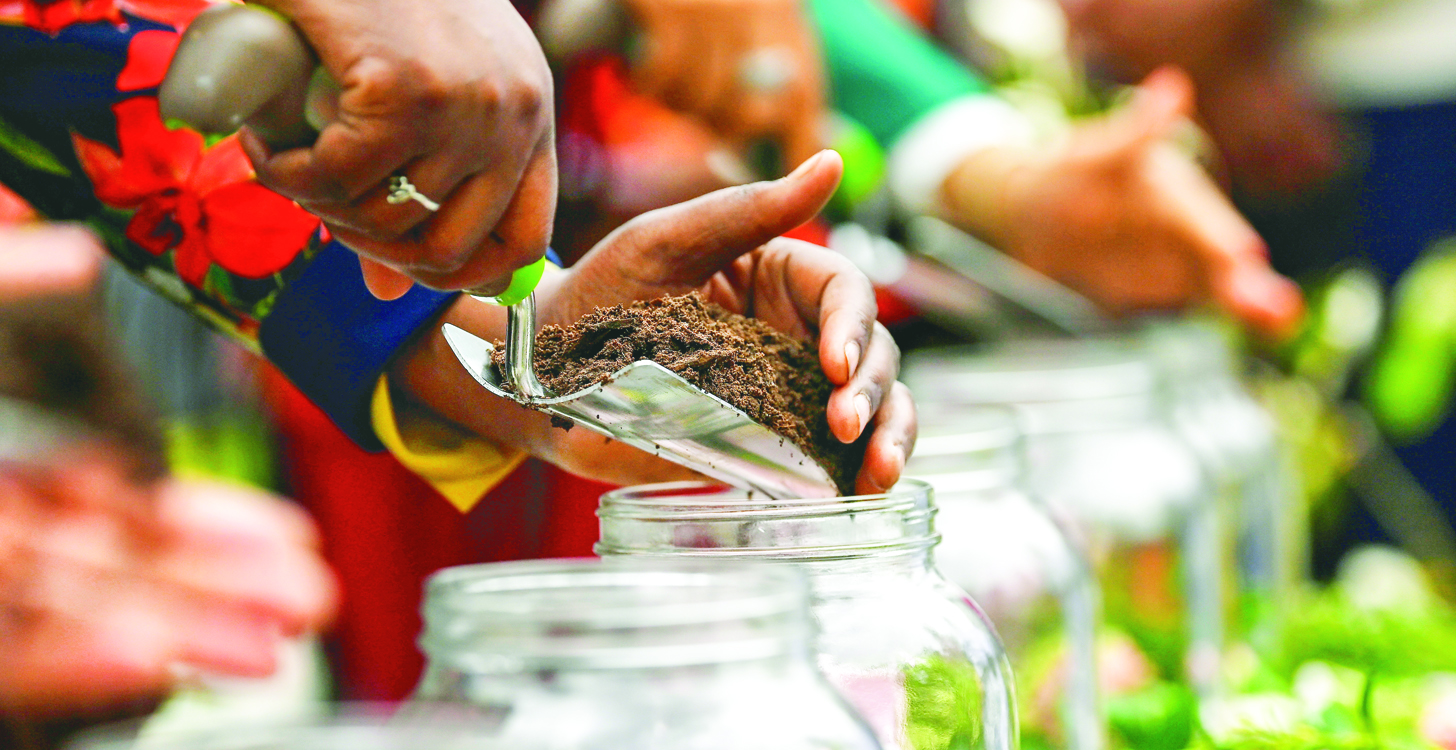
396 150 916 494
0 226 167 479
0 452 337 714
942 68 1305 339
621 0 828 172
0 226 336 713
1057 0 1339 197
241 0 556 300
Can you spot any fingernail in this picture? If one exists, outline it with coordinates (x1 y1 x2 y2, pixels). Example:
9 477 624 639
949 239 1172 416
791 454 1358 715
785 149 829 181
853 393 872 439
844 341 861 380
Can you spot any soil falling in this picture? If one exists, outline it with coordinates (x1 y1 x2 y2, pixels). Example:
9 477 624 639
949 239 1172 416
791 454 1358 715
500 292 865 495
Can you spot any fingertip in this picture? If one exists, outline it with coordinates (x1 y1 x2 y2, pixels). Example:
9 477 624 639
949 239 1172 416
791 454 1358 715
1222 267 1306 341
1130 67 1193 140
856 440 905 496
358 257 415 300
238 126 272 167
784 148 842 186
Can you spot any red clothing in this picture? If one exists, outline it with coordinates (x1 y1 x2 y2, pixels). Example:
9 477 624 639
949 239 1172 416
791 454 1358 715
263 368 608 700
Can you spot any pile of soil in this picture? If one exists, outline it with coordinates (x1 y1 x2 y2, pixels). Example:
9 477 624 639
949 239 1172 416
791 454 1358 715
500 292 865 495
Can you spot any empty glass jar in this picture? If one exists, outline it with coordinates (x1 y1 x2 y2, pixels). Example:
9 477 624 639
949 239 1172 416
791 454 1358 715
596 479 1018 750
905 406 1101 750
904 342 1224 696
409 558 879 750
1142 319 1295 646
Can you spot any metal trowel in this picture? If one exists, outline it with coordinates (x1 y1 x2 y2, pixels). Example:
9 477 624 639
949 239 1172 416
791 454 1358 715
160 4 840 498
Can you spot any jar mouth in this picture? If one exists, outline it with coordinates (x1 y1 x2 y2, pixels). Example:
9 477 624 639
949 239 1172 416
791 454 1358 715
598 479 932 513
596 480 939 559
418 559 812 670
904 341 1158 406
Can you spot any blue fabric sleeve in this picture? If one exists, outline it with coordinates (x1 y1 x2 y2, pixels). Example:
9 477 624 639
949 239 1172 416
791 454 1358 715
258 241 459 451
259 247 560 450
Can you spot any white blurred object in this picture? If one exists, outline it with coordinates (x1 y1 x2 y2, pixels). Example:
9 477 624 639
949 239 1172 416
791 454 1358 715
1300 0 1456 106
141 637 331 738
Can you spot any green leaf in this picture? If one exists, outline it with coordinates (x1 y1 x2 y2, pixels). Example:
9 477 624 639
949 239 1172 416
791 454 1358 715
0 116 72 177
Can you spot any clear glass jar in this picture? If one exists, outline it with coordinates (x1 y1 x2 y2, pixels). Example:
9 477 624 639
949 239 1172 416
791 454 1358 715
409 558 879 750
67 709 517 750
1142 319 1296 646
905 406 1102 750
596 479 1018 750
903 342 1225 697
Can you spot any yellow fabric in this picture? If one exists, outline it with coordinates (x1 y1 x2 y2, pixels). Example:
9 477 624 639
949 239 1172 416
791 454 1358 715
371 376 526 513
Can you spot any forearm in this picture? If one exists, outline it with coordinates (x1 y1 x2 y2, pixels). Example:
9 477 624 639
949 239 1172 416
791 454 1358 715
387 273 697 487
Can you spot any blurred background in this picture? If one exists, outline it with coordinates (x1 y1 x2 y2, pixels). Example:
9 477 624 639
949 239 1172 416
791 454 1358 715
3 0 1456 747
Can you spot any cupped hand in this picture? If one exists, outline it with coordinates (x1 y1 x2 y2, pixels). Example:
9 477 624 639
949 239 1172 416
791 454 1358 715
621 0 828 172
241 0 556 299
541 150 913 493
945 67 1304 339
0 450 337 713
398 150 915 493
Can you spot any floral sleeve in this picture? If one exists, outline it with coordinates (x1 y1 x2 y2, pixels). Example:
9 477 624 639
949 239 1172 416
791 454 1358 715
0 0 459 449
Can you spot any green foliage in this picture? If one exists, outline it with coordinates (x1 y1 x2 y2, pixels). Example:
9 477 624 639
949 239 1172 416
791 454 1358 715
1366 238 1456 441
1107 681 1197 750
0 115 71 176
903 654 983 750
1274 591 1456 678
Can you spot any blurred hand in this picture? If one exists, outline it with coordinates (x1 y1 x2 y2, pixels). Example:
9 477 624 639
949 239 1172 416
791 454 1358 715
241 0 556 300
0 457 338 714
400 151 915 493
0 225 336 714
943 68 1304 339
1058 0 1340 197
622 0 828 172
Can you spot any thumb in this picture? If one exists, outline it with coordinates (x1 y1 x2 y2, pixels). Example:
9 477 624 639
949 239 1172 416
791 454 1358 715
1102 65 1196 158
597 148 843 287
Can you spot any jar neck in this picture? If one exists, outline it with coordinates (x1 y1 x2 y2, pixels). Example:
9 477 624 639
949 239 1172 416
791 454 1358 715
595 480 940 566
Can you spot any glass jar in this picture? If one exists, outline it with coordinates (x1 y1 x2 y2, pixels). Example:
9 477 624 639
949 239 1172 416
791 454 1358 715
1142 319 1297 645
69 710 526 750
409 558 879 750
903 341 1224 698
905 406 1101 750
596 479 1018 750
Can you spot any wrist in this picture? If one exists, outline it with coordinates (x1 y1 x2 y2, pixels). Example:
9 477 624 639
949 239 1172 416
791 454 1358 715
939 144 1041 251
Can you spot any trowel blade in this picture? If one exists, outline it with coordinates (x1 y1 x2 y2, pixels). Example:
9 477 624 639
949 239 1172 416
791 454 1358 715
442 324 839 499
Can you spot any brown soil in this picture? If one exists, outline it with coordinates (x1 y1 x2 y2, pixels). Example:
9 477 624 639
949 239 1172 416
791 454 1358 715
499 292 865 495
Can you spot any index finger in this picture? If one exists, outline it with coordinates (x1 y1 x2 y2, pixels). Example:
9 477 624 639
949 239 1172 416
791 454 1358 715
753 237 877 387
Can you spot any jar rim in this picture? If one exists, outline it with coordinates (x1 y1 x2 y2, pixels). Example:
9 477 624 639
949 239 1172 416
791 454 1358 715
598 478 933 516
904 340 1158 405
596 480 939 560
417 559 814 670
424 558 804 625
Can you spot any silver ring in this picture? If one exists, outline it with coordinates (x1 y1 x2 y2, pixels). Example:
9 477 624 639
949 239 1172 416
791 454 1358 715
386 174 440 212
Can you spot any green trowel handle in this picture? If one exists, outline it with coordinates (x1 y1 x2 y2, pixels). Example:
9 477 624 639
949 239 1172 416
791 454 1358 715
475 257 547 307
159 3 327 148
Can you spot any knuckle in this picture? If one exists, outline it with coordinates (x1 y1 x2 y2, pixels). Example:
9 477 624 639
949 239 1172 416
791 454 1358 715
416 234 472 276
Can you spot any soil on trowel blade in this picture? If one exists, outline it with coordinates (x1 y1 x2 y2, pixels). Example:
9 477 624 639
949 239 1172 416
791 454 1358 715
499 292 865 495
